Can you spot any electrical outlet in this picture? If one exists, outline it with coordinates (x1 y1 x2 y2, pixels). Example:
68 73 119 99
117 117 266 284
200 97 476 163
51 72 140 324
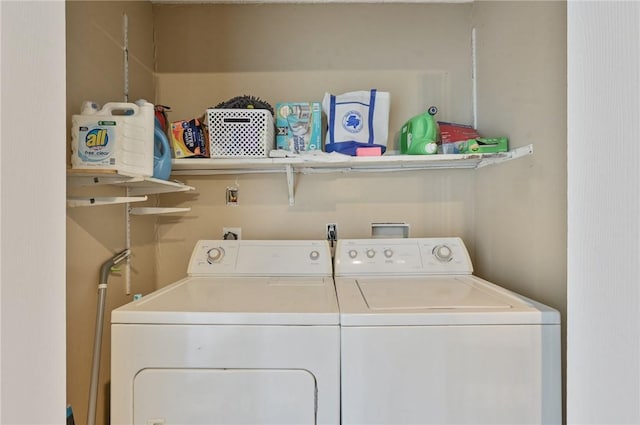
326 223 337 242
223 227 241 240
226 187 239 206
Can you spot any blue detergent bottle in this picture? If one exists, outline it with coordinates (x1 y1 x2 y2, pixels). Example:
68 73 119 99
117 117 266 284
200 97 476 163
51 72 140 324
153 116 172 180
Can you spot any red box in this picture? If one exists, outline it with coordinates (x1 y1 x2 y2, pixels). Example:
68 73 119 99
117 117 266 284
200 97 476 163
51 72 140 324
438 121 480 143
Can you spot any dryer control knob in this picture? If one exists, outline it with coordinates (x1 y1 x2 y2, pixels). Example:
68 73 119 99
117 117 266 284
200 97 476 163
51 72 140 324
310 250 320 261
207 247 225 264
348 250 358 259
384 249 394 258
433 245 452 262
366 249 376 258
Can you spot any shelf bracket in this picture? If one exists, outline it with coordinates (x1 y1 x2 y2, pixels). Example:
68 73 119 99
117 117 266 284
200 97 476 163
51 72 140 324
286 164 295 206
476 144 534 168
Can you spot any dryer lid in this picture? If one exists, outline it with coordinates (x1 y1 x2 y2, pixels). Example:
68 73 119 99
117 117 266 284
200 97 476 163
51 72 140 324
336 275 560 326
112 276 340 325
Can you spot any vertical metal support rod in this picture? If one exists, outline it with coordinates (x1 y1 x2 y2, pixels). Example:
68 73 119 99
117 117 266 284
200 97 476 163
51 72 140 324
123 13 129 102
471 27 478 129
123 13 131 294
125 189 132 295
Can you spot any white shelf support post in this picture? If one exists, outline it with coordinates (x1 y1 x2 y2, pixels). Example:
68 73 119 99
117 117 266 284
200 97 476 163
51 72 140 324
286 164 295 206
124 188 132 295
471 27 478 130
123 13 131 294
123 13 129 102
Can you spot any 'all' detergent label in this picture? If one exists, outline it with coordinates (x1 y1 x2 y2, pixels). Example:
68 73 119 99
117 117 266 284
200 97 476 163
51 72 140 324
78 121 117 164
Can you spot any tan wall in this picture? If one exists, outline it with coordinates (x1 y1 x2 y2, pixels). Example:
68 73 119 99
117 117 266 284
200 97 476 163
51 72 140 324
473 0 567 311
65 1 567 424
66 2 155 425
157 170 477 285
152 3 475 128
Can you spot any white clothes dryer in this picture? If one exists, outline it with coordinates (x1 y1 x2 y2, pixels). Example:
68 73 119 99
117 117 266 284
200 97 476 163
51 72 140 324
111 240 339 425
334 237 561 425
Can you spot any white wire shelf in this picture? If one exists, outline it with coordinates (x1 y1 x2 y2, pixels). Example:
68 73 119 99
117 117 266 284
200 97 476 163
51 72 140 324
66 169 195 209
129 207 191 216
171 145 532 174
171 145 533 206
66 196 148 208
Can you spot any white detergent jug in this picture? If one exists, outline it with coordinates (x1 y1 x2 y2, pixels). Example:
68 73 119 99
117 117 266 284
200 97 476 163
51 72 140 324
71 100 154 176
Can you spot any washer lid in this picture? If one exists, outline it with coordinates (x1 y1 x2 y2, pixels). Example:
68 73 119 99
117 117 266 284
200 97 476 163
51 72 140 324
112 276 339 325
335 276 560 326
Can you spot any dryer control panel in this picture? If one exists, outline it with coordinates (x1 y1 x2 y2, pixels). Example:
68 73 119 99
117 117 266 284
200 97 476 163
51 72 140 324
334 238 473 276
188 240 332 276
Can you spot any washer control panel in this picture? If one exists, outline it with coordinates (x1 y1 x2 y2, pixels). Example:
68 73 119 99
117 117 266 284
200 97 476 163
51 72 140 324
334 238 473 276
188 240 332 276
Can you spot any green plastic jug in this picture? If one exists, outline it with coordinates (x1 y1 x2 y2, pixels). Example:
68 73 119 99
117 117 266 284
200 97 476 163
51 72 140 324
400 106 439 155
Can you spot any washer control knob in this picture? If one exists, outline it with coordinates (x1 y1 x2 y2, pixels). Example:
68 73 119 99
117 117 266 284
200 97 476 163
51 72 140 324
384 248 394 258
310 250 320 261
348 250 358 259
366 249 376 258
433 245 453 262
207 247 225 264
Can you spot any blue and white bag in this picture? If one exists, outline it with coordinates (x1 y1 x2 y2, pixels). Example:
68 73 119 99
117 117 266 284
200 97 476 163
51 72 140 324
322 89 390 156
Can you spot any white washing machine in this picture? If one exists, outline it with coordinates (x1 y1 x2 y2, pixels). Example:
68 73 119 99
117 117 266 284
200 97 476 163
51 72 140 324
334 237 561 425
111 240 340 425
